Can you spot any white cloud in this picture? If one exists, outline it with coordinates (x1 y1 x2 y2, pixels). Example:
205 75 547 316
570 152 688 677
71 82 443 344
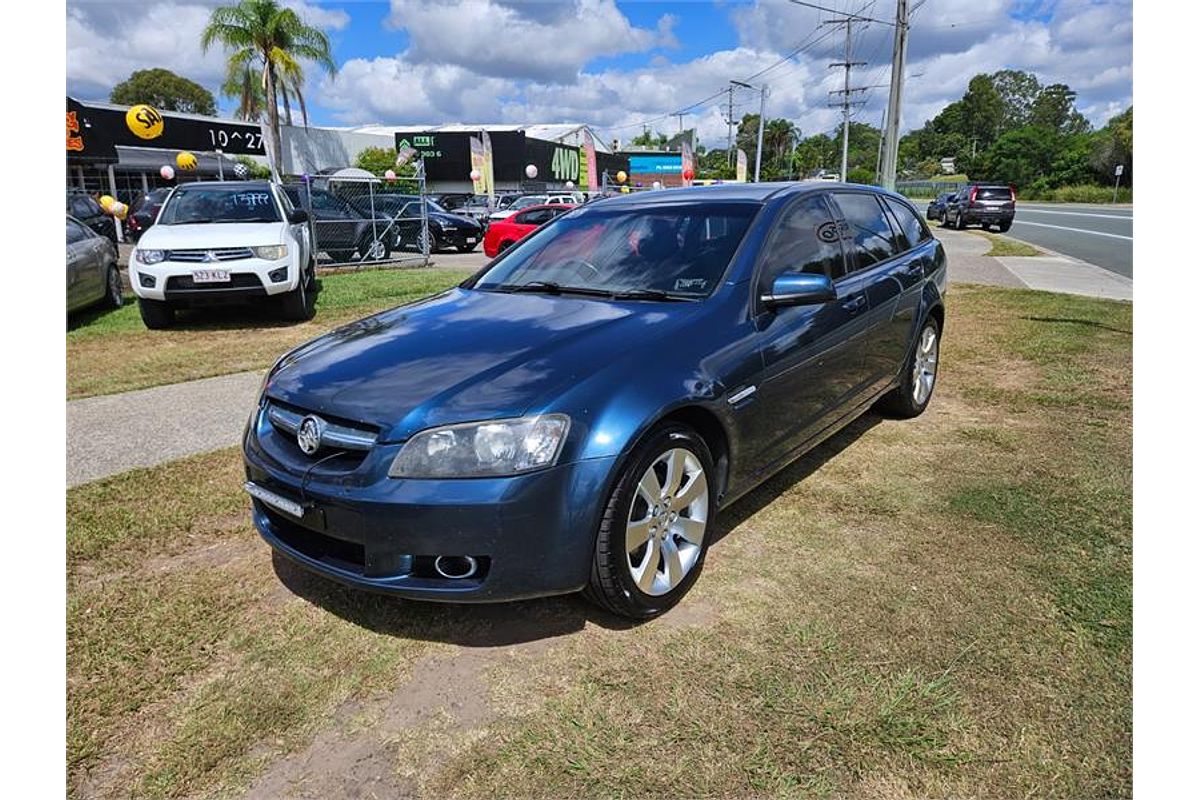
66 1 348 105
384 0 677 83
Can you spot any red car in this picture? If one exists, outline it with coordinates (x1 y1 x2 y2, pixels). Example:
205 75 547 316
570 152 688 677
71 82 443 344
483 203 573 257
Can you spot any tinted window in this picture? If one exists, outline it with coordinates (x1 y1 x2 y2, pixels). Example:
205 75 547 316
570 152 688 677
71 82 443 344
884 198 929 251
833 192 903 269
475 203 757 298
66 218 89 244
514 209 553 226
975 185 1013 201
70 197 97 218
759 195 845 292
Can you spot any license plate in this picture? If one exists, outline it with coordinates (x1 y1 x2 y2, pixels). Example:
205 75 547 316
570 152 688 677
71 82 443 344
192 269 231 283
465 237 476 244
244 481 304 518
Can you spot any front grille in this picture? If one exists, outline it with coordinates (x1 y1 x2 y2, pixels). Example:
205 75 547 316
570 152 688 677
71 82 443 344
265 400 378 452
165 273 263 291
167 247 254 263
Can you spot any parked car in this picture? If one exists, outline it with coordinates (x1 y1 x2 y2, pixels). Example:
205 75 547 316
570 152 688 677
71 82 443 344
942 183 1016 231
350 195 483 253
67 190 117 243
488 193 579 221
243 182 947 619
67 215 122 314
925 191 955 222
483 203 573 257
431 193 472 212
282 186 391 263
130 180 316 328
125 187 173 242
455 195 496 227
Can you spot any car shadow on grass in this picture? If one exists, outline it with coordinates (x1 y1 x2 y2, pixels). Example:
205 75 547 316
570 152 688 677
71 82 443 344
273 411 883 647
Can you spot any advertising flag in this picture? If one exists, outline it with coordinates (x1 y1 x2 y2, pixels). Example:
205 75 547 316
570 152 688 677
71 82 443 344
582 128 599 191
469 135 487 194
480 129 495 199
736 148 748 183
681 139 695 186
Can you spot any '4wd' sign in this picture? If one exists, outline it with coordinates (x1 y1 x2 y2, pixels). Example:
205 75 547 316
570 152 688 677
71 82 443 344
551 146 579 181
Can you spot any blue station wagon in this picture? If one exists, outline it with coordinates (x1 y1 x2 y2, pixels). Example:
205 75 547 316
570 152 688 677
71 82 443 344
243 182 947 619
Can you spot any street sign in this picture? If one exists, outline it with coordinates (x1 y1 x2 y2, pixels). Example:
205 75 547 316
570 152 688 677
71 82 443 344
1115 164 1124 176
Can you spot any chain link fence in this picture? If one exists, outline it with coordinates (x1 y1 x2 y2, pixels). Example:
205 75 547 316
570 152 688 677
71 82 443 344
282 171 432 269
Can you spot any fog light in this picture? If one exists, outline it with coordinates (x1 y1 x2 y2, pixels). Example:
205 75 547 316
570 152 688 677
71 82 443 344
267 267 289 283
138 272 155 288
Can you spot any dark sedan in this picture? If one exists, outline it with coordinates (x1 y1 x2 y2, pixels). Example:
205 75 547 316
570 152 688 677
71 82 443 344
283 186 391 262
67 191 117 243
926 191 954 222
244 182 947 619
125 187 173 242
352 195 483 253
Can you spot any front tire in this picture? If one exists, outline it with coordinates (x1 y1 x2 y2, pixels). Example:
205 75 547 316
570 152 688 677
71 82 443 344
138 298 174 329
280 268 316 322
877 316 940 418
584 424 716 620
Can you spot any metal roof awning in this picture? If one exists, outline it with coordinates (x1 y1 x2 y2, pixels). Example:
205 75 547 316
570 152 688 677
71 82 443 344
112 146 238 176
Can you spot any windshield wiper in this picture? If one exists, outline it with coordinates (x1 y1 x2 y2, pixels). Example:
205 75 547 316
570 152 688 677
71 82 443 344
607 288 697 302
496 281 613 298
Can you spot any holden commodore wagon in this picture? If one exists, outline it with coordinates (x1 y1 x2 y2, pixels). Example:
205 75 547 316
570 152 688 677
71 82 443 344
243 182 947 619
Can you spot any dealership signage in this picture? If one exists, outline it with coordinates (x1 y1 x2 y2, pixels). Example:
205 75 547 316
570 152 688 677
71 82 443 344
395 129 581 186
66 97 266 163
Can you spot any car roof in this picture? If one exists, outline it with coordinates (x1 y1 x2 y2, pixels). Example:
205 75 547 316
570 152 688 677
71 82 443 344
587 180 911 209
509 203 572 214
175 179 275 191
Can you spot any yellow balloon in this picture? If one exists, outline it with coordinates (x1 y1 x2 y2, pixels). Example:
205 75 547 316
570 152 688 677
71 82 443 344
125 104 164 140
111 202 128 220
176 151 198 171
616 170 628 184
98 195 115 210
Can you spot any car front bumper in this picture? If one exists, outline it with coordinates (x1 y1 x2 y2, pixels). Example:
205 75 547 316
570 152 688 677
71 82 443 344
242 409 616 603
434 227 482 250
130 255 299 302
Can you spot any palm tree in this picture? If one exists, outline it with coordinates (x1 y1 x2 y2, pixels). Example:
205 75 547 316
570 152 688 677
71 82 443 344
202 0 336 175
763 119 799 176
222 59 265 122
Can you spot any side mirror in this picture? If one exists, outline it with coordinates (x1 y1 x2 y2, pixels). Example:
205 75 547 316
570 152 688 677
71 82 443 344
761 272 836 309
288 209 309 224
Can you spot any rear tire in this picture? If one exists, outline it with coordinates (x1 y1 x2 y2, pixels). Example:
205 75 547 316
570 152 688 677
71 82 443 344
358 236 392 262
877 316 941 419
997 220 1012 232
105 266 123 309
138 298 174 329
955 211 966 230
583 424 716 620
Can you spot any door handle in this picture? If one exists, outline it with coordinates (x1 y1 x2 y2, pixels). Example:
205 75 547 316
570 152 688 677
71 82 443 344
841 295 866 313
903 262 924 277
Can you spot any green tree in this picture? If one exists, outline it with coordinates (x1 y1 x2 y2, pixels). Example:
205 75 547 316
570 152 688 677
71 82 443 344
233 154 271 178
1089 106 1132 184
202 0 338 175
629 129 668 147
109 68 217 115
763 118 799 177
990 69 1041 131
222 62 267 121
1031 83 1090 134
353 147 415 178
960 74 1004 149
978 126 1059 190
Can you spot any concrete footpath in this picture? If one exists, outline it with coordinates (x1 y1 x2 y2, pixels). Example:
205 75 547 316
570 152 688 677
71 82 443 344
66 371 262 487
67 230 1132 487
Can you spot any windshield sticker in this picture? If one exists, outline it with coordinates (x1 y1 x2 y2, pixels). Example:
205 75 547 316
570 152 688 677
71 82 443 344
232 192 273 208
675 278 708 291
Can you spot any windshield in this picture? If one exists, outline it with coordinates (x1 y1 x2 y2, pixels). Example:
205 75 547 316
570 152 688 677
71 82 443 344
159 187 280 224
507 196 544 212
473 203 758 300
976 186 1013 201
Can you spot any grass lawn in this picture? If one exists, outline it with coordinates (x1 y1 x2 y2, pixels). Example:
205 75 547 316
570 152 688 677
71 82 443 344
66 285 1131 799
972 230 1044 257
66 267 472 400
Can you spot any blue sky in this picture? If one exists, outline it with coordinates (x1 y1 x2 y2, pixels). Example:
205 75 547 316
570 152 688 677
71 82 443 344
66 0 1132 145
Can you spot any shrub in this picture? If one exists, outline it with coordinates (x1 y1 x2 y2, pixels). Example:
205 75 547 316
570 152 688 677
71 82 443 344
1020 184 1132 203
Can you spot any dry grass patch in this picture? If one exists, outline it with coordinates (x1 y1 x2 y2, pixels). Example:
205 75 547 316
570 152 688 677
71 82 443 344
67 267 470 399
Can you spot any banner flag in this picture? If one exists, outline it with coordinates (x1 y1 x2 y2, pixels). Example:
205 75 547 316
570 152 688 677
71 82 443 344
736 149 748 183
681 139 695 186
480 129 495 199
469 136 487 194
582 128 599 191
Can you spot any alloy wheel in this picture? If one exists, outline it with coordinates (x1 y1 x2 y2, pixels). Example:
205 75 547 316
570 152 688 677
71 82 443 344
625 447 709 596
912 324 939 405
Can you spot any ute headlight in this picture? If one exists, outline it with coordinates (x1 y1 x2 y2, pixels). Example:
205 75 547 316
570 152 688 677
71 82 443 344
135 248 165 265
252 244 288 261
389 414 570 478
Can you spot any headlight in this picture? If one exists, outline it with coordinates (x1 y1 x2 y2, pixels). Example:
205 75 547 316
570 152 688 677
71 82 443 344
252 244 288 260
389 414 570 478
134 248 165 265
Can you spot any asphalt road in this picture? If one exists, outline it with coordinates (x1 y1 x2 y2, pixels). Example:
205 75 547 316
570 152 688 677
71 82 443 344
1006 203 1133 278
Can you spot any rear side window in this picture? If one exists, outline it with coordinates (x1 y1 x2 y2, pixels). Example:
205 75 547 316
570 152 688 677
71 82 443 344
884 198 930 251
832 192 903 269
66 218 89 244
975 185 1013 201
515 209 553 226
758 195 846 294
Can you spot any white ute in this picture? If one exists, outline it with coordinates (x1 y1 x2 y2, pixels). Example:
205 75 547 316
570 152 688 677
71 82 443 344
129 180 316 328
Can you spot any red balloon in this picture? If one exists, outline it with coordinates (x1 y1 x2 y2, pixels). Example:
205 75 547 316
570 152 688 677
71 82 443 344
683 168 695 181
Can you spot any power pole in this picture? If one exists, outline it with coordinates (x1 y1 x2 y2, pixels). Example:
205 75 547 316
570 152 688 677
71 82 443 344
732 80 769 182
880 0 910 191
826 17 867 182
874 108 886 184
726 84 735 168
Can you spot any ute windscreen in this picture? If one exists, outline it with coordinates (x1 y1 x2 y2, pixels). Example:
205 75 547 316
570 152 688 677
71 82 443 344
976 186 1013 201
